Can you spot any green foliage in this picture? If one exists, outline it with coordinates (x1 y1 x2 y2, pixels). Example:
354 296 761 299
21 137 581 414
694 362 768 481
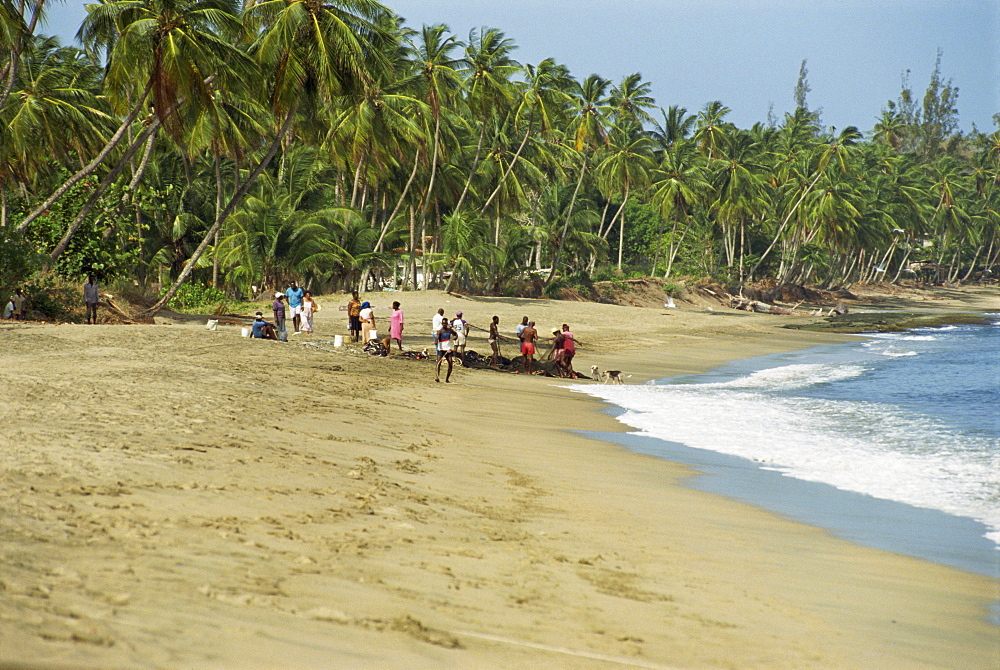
662 282 684 297
21 272 82 321
159 283 229 312
0 232 45 290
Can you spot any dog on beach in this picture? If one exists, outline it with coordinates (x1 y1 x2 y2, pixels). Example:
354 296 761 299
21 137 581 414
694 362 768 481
590 365 624 384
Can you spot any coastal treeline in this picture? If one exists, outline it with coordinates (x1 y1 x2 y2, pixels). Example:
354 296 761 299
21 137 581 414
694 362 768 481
1 0 998 309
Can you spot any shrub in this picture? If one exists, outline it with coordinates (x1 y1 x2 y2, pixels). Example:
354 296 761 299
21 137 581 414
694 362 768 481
160 283 229 312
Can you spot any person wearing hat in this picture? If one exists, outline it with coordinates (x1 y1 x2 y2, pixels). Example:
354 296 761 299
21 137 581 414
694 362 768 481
359 301 375 341
251 311 277 340
3 296 14 320
452 311 467 365
272 293 286 334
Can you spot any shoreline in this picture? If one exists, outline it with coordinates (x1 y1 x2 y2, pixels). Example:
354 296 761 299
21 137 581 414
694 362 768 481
1 287 998 668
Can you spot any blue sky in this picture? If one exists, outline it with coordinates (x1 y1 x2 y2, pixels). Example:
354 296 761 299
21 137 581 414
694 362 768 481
44 0 998 134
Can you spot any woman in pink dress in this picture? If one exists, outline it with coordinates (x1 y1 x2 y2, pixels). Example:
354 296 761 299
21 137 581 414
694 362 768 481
389 301 404 350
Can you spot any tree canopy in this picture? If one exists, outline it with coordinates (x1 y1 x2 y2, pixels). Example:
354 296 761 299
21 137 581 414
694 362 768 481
2 2 997 306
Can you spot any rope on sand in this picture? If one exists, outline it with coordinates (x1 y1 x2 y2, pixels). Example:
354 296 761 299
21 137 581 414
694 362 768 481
452 630 686 669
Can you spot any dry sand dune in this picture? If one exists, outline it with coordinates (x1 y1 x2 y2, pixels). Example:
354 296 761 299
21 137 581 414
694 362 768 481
1 287 997 669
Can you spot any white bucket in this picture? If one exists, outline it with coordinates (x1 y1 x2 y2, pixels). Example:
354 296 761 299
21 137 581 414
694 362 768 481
205 319 218 331
334 334 344 347
369 329 378 341
241 327 250 338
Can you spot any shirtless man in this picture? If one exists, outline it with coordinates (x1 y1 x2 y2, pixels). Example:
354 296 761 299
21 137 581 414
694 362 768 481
520 321 538 374
488 315 502 369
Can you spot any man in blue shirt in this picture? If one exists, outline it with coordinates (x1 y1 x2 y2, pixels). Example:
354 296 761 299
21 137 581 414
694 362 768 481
251 312 277 340
285 281 305 333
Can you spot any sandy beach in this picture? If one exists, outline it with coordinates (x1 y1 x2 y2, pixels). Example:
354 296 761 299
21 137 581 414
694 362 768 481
1 287 997 669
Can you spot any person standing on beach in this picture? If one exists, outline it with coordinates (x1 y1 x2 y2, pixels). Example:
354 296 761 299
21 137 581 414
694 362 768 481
520 321 538 374
84 275 99 324
560 323 577 378
272 293 286 334
300 291 317 334
390 301 404 350
431 308 445 352
434 319 455 382
347 291 361 342
286 281 305 333
452 311 467 365
488 316 502 368
550 328 566 377
516 316 529 340
359 301 375 341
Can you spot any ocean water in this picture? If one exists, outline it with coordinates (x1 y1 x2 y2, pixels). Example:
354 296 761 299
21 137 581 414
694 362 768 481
573 317 1000 579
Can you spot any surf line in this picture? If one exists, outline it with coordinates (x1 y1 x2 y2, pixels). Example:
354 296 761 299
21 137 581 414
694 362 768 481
453 629 688 669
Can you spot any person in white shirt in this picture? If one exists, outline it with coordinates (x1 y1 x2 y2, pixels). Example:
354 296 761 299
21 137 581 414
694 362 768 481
431 308 444 352
83 275 100 324
452 311 467 365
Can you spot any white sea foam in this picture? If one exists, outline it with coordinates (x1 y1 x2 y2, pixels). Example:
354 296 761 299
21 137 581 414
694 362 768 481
573 362 1000 548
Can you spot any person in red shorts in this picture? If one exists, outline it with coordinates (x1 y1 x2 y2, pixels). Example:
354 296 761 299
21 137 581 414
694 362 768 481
520 321 538 374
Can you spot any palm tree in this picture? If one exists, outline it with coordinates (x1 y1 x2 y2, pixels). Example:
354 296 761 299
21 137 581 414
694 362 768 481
596 122 654 268
649 142 711 277
150 0 392 311
454 26 519 214
547 72 611 283
19 0 251 233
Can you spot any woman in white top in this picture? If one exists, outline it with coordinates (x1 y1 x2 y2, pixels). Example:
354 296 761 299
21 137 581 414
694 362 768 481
300 291 318 333
359 301 375 341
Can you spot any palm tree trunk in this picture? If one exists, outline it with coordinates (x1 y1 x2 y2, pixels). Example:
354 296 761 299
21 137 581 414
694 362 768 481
960 242 983 283
454 122 487 214
546 156 588 285
616 185 630 269
407 205 416 290
17 79 154 232
49 118 161 261
212 152 224 288
373 148 421 251
0 0 44 111
749 170 823 279
146 107 295 314
481 115 533 214
419 113 442 261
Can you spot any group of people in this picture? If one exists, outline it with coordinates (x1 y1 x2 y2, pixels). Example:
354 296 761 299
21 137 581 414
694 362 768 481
3 288 27 321
252 287 578 381
251 280 320 340
513 316 577 377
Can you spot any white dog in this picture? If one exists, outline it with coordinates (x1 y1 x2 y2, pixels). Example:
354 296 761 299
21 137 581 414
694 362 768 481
590 365 624 384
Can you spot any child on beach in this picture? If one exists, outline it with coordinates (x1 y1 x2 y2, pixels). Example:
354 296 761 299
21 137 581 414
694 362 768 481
434 319 455 383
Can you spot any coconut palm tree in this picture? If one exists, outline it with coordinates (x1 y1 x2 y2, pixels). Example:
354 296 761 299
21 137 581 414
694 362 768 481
150 0 392 311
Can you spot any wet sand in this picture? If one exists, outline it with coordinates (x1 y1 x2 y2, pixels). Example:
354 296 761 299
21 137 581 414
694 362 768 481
0 287 997 668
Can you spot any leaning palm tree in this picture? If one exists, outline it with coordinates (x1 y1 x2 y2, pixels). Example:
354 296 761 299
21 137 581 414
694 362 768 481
547 73 612 283
150 0 393 312
596 122 654 268
19 0 251 233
